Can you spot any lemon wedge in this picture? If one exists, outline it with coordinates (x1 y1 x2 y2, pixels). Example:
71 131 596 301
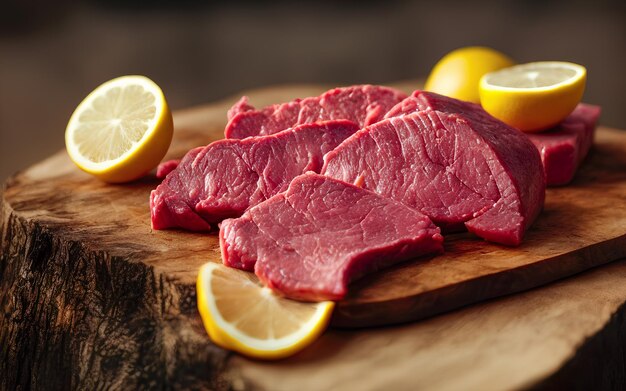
425 46 514 103
479 61 586 132
196 262 334 360
65 75 173 183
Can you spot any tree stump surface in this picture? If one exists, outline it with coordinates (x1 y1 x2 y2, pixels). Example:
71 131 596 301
2 82 626 390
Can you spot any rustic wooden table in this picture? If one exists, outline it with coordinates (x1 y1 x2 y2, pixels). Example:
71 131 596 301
1 83 625 390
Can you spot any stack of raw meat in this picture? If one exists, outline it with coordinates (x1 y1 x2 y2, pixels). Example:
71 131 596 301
151 85 601 301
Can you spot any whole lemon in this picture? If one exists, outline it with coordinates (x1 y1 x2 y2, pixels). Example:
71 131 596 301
425 46 514 103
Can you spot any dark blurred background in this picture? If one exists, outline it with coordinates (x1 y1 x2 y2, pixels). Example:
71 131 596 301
1 0 625 182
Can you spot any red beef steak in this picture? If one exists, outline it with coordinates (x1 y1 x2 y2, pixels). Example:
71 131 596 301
220 173 444 301
225 85 407 139
387 91 601 187
151 120 358 231
527 103 601 186
155 159 180 179
322 91 546 246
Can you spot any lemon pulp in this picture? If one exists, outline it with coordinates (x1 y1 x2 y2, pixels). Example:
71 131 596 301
197 262 334 360
65 75 173 182
479 61 586 132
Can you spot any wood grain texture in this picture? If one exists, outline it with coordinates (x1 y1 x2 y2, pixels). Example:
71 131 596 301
1 82 626 389
228 258 626 391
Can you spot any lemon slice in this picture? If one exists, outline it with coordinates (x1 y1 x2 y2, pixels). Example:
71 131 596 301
196 262 334 360
65 75 173 183
479 61 586 132
425 46 514 103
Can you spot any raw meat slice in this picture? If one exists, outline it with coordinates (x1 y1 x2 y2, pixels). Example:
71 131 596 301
323 91 545 246
386 89 519 126
227 96 255 121
387 91 601 187
156 159 180 179
527 103 601 186
220 172 444 301
150 120 359 231
225 85 407 139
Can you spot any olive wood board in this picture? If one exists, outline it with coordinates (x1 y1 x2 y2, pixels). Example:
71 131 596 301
4 82 626 328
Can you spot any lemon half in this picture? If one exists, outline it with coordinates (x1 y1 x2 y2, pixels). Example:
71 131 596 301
425 46 514 103
65 75 173 183
197 262 334 360
479 61 586 132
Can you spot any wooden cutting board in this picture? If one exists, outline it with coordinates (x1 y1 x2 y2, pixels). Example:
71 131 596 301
3 82 626 329
2 82 626 389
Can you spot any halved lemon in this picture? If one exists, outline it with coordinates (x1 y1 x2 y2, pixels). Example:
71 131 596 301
65 75 173 183
425 46 515 103
196 262 334 360
479 61 586 132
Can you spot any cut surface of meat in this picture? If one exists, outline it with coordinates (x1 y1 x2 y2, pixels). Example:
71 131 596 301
220 173 444 301
388 92 601 187
150 120 359 231
225 85 407 139
323 91 546 246
527 103 601 186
